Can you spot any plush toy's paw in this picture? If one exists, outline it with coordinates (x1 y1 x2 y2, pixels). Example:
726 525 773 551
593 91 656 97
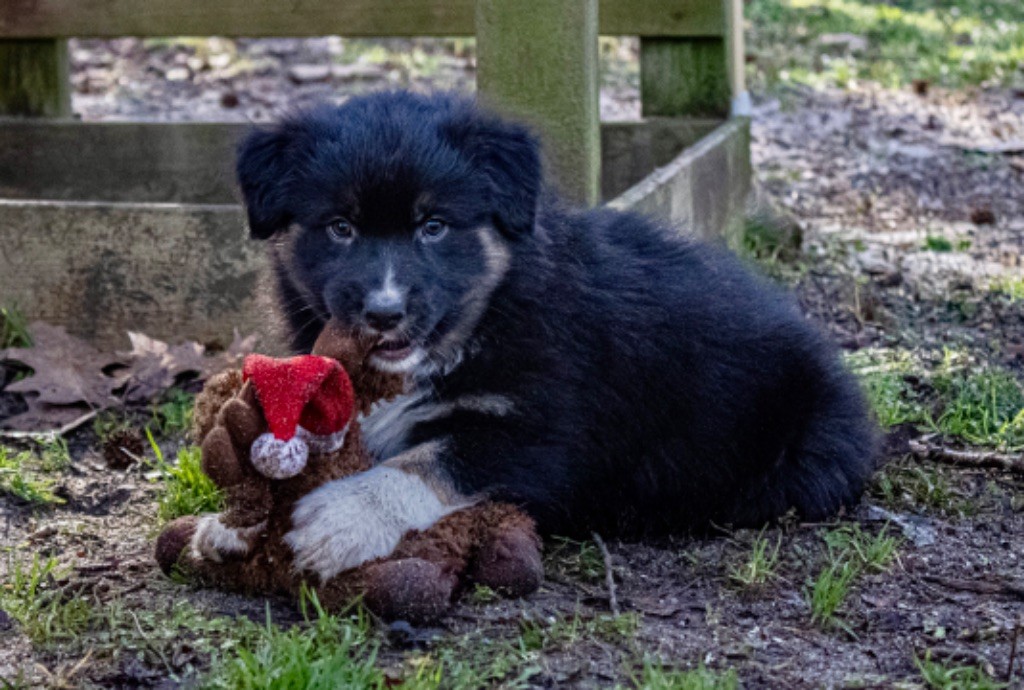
470 527 544 598
155 516 199 575
192 370 245 444
200 385 267 490
191 514 266 562
360 558 457 624
155 513 266 578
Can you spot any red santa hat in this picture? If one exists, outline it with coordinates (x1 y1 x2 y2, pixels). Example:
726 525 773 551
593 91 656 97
242 354 355 479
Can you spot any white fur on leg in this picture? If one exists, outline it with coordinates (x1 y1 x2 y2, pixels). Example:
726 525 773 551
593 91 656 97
190 515 266 562
284 466 456 580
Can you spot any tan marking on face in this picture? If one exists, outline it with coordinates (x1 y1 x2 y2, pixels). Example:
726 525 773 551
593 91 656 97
430 225 512 365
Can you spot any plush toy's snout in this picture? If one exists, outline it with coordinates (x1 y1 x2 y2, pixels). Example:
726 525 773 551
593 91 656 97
243 354 356 479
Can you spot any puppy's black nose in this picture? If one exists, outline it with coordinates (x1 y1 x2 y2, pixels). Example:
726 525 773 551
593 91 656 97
364 293 406 332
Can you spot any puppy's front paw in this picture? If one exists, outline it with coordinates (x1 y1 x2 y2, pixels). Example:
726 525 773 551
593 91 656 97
284 467 452 581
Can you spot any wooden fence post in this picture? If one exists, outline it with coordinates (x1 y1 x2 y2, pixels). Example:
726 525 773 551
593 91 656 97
475 0 600 206
0 40 71 117
640 37 730 118
640 0 746 119
724 0 751 115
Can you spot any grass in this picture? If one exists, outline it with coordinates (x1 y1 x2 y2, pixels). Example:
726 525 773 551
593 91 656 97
740 216 806 283
34 435 70 472
203 589 543 690
747 0 1024 91
845 348 930 428
872 464 961 512
846 348 1024 449
728 529 782 588
403 633 539 690
916 653 1008 689
1 561 265 681
634 659 740 690
93 410 132 444
545 535 606 583
807 524 900 629
924 235 955 252
147 432 224 522
823 524 899 572
0 445 63 505
990 275 1024 301
0 305 31 349
807 558 860 628
150 388 196 437
202 595 383 690
933 369 1024 448
519 611 641 652
0 555 93 646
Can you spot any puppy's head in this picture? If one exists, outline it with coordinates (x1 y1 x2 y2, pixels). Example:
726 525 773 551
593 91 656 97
237 92 541 373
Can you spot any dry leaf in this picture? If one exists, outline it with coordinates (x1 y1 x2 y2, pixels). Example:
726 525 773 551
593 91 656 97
223 330 258 367
118 332 208 403
1 324 258 432
1 399 96 435
0 322 125 408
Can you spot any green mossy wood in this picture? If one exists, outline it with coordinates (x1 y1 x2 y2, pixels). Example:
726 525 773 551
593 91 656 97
0 40 69 117
641 38 731 118
0 0 725 38
475 0 600 206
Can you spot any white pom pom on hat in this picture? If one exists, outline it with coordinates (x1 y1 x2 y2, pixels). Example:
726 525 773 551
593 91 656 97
242 354 355 479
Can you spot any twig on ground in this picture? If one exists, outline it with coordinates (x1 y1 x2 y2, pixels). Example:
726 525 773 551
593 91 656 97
0 409 98 440
922 575 1024 601
909 440 1024 476
591 532 620 617
128 609 173 674
922 645 997 678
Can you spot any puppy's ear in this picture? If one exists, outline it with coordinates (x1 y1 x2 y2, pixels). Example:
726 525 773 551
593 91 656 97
236 128 293 240
446 111 542 237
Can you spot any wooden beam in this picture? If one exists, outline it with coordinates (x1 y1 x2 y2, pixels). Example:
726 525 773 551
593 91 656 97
0 118 720 206
601 117 721 200
0 199 263 350
724 0 751 115
640 37 731 119
476 0 600 206
0 40 69 116
609 118 750 246
0 0 725 39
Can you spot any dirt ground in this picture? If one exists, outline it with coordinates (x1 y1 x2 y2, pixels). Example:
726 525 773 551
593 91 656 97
1 37 1023 689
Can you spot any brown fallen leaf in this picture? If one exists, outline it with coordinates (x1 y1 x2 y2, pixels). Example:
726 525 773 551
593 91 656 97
1 323 258 432
118 331 208 403
0 397 98 434
222 330 258 370
0 322 125 408
117 330 257 402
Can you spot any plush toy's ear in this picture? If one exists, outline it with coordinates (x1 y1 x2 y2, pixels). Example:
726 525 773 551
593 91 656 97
444 108 542 238
236 127 293 240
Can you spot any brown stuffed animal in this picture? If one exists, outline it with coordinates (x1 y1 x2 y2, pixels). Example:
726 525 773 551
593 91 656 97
155 323 543 623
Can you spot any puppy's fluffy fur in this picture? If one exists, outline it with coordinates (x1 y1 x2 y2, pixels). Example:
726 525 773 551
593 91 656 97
236 91 879 539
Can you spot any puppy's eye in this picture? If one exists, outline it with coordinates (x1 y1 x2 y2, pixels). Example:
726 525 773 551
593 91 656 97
327 218 355 243
420 218 448 242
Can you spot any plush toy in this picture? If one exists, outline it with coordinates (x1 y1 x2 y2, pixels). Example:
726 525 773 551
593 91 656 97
155 324 543 623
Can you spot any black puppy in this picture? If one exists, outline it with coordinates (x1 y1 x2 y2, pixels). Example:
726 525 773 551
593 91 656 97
234 91 878 581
